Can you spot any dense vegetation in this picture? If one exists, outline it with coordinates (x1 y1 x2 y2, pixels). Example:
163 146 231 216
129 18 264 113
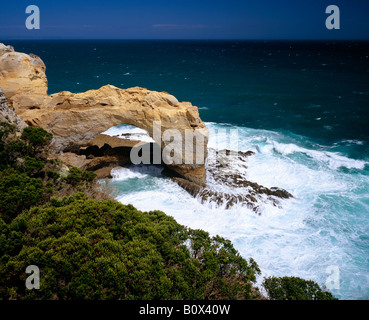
0 193 261 299
262 276 338 300
0 122 100 223
0 122 337 300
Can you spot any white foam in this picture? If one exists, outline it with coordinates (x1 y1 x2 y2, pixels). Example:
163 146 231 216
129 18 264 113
111 167 147 181
338 139 365 146
206 122 368 171
103 124 155 143
271 141 368 170
111 165 163 181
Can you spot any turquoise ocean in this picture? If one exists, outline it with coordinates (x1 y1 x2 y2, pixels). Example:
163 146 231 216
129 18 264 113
5 40 369 299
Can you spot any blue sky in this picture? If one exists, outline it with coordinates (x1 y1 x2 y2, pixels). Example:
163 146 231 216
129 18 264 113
0 0 368 40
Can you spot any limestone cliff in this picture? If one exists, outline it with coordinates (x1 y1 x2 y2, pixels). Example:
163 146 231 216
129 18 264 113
0 43 48 112
0 43 208 185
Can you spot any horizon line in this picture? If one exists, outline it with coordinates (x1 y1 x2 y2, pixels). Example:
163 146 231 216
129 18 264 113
1 38 369 42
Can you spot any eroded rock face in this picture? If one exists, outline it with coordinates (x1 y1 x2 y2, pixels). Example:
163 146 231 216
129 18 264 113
0 44 48 112
0 43 208 185
0 88 28 134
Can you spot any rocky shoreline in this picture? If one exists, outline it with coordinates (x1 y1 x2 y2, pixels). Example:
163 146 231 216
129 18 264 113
53 131 293 213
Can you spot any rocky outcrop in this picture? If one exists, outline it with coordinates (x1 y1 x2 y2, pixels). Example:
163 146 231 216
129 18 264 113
0 88 28 134
0 43 208 186
0 43 48 113
174 148 293 213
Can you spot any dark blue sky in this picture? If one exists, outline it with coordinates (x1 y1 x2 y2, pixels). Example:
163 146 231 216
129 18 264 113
0 0 368 40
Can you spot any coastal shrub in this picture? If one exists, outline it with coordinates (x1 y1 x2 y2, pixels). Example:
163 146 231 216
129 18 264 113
20 127 52 155
0 122 15 141
0 138 28 170
0 169 45 222
262 276 337 300
0 194 261 300
46 170 60 181
82 170 97 182
0 139 103 225
22 156 45 176
65 167 97 186
1 125 48 169
0 217 25 265
0 125 101 220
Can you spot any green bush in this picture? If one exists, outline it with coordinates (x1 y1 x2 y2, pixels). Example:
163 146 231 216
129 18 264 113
0 194 261 300
0 169 45 222
0 125 99 221
21 127 52 155
22 156 45 176
65 167 97 186
0 125 49 170
262 276 337 300
0 139 28 170
82 170 97 182
0 122 15 141
46 170 60 181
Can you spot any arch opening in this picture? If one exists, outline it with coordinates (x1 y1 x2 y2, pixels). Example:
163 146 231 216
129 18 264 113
69 123 164 180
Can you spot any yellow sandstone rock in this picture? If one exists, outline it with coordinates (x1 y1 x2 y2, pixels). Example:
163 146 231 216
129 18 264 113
0 43 208 185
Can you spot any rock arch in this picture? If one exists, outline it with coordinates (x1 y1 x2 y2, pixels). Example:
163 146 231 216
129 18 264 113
0 43 208 186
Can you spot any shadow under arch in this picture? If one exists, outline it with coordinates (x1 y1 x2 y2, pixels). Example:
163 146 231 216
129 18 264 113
75 123 163 177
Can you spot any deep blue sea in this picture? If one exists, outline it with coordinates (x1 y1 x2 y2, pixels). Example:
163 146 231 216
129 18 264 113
4 40 369 299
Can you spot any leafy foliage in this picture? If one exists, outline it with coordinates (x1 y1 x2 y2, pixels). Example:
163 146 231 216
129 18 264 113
0 122 16 141
0 194 261 300
262 276 337 300
1 125 51 171
0 169 45 222
65 167 97 186
0 126 98 222
46 170 60 181
20 127 52 155
22 156 45 176
0 123 25 170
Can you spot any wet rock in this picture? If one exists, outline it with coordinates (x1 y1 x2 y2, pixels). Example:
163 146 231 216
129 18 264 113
171 147 293 213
